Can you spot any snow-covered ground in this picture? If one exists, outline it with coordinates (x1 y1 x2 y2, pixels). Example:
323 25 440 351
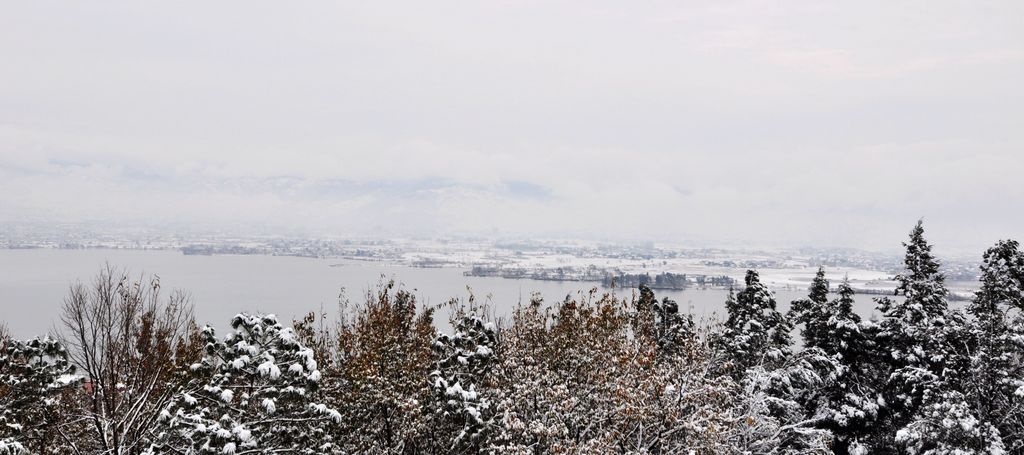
368 239 978 296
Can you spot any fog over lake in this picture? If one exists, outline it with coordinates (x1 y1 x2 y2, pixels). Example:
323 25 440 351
0 249 888 339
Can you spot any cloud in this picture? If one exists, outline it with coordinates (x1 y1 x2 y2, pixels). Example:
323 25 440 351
0 1 1022 253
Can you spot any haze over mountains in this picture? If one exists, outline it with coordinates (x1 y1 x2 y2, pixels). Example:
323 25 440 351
2 1 1023 253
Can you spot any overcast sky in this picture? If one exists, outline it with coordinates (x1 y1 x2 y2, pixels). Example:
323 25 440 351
1 1 1022 253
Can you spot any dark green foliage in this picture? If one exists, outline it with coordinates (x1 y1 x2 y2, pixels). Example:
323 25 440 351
789 269 882 452
919 239 1024 453
875 221 952 432
428 315 498 452
0 337 81 454
147 314 341 454
653 295 695 357
719 270 793 375
788 267 833 350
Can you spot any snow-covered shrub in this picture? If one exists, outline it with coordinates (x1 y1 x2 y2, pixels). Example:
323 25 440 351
487 290 740 453
326 280 436 453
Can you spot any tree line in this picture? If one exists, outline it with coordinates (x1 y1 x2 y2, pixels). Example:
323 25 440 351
2 220 1023 454
602 272 737 290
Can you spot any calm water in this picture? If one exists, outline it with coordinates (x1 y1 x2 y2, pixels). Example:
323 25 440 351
0 249 886 339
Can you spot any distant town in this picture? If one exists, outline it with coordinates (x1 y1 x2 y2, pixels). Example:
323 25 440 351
0 222 982 300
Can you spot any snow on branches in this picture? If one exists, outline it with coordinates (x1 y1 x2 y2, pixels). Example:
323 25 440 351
146 314 340 454
0 336 81 455
428 314 498 452
4 221 1024 454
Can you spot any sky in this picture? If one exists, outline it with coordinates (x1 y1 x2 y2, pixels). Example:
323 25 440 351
1 1 1022 254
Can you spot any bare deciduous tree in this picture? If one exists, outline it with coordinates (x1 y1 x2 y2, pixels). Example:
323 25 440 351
59 265 199 455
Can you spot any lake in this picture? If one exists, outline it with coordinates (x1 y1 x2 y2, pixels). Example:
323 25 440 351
0 249 889 339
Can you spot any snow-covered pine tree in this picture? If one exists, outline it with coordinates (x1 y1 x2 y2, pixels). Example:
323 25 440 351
718 270 793 375
653 295 695 358
968 239 1024 451
898 239 1024 454
146 314 341 455
791 273 882 453
715 270 841 452
896 390 1005 455
634 284 659 348
428 314 498 452
634 284 695 358
729 353 838 454
829 279 887 453
0 336 81 454
874 220 962 452
788 267 832 350
822 278 865 356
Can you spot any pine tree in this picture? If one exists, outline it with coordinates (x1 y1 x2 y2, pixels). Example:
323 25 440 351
731 352 839 454
874 220 960 452
634 284 659 346
788 267 832 350
824 278 864 355
634 284 695 358
0 337 81 454
716 270 839 452
653 295 695 358
791 274 882 453
896 390 1005 455
428 314 498 452
146 314 341 454
899 239 1024 453
892 220 949 320
968 239 1024 450
718 270 793 375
